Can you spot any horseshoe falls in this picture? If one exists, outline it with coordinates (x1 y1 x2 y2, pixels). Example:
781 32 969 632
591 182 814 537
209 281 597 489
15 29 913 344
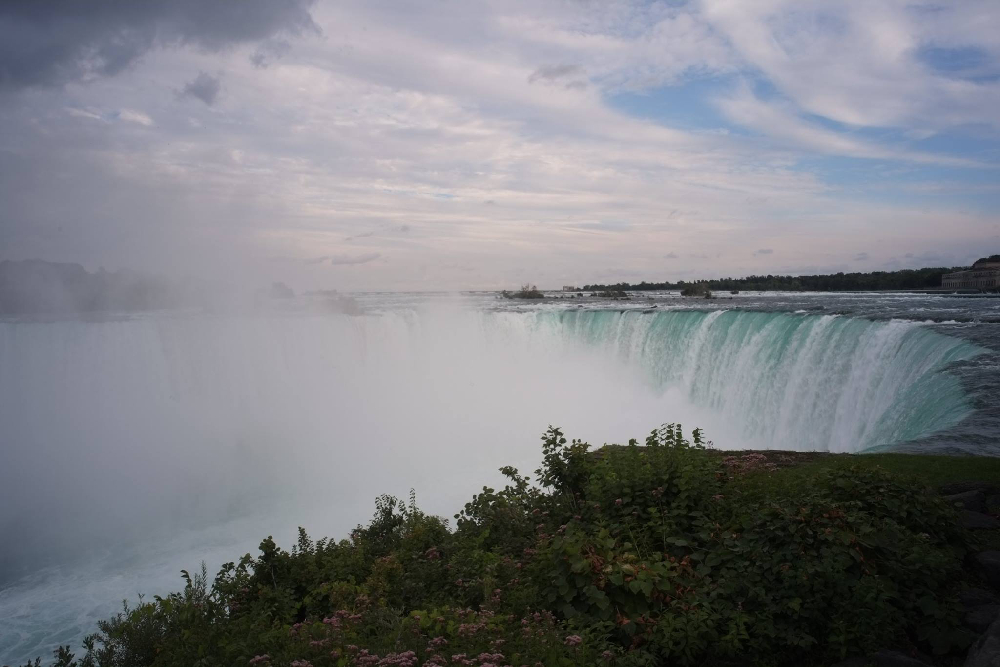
527 309 983 453
0 301 992 663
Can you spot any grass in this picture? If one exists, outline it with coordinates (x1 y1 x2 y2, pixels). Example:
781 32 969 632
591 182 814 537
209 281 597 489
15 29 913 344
770 451 1000 488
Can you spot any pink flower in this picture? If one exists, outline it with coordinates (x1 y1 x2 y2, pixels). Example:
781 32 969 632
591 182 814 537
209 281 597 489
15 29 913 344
564 635 583 646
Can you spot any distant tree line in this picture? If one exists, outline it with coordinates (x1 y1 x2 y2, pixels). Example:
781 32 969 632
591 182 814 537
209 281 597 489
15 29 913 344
583 266 964 293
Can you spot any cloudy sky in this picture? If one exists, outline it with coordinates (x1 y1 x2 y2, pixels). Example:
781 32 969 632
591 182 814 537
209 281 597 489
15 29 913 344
1 0 999 290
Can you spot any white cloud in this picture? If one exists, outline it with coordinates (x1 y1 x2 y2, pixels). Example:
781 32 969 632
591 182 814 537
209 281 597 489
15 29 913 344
117 109 154 126
715 82 985 166
328 252 381 266
702 0 1000 130
0 0 997 290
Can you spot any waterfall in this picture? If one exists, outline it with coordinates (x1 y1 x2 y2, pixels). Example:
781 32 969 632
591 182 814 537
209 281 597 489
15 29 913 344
522 309 983 453
0 306 986 663
0 308 982 571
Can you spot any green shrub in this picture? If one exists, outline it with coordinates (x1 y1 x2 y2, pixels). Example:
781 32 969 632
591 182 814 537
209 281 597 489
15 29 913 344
21 425 975 667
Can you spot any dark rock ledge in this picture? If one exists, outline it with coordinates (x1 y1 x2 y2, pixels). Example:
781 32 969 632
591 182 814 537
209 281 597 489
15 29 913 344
835 482 1000 667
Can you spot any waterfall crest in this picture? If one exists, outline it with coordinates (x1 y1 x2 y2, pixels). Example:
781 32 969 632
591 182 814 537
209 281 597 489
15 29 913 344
522 309 982 452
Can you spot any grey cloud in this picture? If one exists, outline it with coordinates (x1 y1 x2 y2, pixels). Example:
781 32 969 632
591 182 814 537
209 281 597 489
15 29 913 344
663 252 679 259
0 0 318 91
329 252 381 266
528 63 582 84
753 248 774 256
250 39 292 68
853 252 869 261
180 72 221 106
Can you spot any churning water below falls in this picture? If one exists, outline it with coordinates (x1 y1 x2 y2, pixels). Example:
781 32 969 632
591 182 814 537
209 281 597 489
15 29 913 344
1 291 999 662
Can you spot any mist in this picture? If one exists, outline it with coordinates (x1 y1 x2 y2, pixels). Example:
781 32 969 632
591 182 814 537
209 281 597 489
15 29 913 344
0 302 716 581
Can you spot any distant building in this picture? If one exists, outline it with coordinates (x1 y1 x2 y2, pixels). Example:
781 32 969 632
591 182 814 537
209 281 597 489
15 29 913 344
942 255 1000 290
562 285 580 291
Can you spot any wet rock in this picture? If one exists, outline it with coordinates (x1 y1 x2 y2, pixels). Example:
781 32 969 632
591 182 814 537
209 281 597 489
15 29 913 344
871 650 933 666
988 495 1000 511
966 615 1000 666
942 482 999 496
962 588 999 608
968 606 1000 634
947 490 988 513
830 657 874 667
832 650 933 666
976 552 1000 587
962 511 1000 530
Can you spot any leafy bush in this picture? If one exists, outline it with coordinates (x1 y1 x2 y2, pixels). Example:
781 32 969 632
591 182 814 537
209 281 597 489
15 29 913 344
680 283 711 298
500 285 544 299
18 426 975 667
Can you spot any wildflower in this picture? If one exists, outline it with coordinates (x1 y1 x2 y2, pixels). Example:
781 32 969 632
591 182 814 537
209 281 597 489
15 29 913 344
564 635 583 646
378 650 418 666
615 498 623 506
248 656 270 665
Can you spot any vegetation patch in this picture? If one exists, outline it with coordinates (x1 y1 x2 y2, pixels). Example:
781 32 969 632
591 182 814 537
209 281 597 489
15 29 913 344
500 285 545 299
15 428 990 667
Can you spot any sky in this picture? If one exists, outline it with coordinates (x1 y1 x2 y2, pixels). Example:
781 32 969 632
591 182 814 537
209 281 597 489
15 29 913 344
1 0 999 291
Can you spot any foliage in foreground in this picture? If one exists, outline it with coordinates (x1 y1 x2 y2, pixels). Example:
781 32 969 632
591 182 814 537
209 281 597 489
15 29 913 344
16 426 978 667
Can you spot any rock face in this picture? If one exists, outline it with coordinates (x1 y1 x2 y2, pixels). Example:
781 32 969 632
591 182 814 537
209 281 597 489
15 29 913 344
962 589 1000 608
871 650 933 666
977 553 1000 587
961 511 1000 530
968 606 1000 634
966 616 1000 666
946 490 988 513
831 650 933 666
941 482 999 496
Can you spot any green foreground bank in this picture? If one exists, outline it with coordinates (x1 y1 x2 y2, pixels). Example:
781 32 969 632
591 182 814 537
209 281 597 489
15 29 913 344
11 428 1000 667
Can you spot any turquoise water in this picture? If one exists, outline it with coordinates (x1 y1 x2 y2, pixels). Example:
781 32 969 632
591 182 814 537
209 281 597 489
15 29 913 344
533 309 984 452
